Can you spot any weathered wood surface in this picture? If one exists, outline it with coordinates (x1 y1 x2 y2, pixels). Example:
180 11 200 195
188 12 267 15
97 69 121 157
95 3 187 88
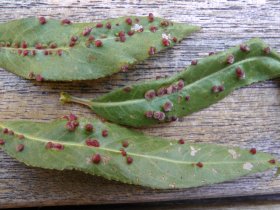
0 0 280 208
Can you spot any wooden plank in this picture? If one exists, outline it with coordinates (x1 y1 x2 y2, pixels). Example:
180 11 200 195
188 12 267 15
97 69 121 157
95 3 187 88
0 0 280 208
16 194 280 209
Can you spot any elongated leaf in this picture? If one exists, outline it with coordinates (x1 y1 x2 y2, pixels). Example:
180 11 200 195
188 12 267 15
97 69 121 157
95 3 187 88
61 38 280 127
0 15 199 81
0 116 278 189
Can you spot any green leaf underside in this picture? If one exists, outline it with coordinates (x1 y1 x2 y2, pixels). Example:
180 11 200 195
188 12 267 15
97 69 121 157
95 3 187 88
0 16 199 81
0 117 277 189
61 38 280 127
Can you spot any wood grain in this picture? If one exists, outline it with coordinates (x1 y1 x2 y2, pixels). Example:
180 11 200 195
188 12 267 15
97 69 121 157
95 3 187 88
0 0 280 208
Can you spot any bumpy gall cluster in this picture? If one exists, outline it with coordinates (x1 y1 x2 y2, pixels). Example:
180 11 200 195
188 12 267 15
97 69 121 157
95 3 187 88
65 113 79 131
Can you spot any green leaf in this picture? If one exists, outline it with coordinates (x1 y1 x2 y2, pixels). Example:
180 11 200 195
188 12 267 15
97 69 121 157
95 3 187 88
0 116 278 189
61 38 280 127
0 16 199 81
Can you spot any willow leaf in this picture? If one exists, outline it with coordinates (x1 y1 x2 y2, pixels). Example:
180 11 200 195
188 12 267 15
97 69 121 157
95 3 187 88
0 15 199 81
61 38 280 127
0 116 278 189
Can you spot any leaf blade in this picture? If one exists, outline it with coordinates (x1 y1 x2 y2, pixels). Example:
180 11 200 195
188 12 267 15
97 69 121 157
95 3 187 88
61 38 280 127
0 117 277 189
0 16 200 81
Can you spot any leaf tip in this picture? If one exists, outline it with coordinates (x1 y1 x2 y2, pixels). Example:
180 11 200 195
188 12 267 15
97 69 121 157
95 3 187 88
185 24 201 32
193 25 201 31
